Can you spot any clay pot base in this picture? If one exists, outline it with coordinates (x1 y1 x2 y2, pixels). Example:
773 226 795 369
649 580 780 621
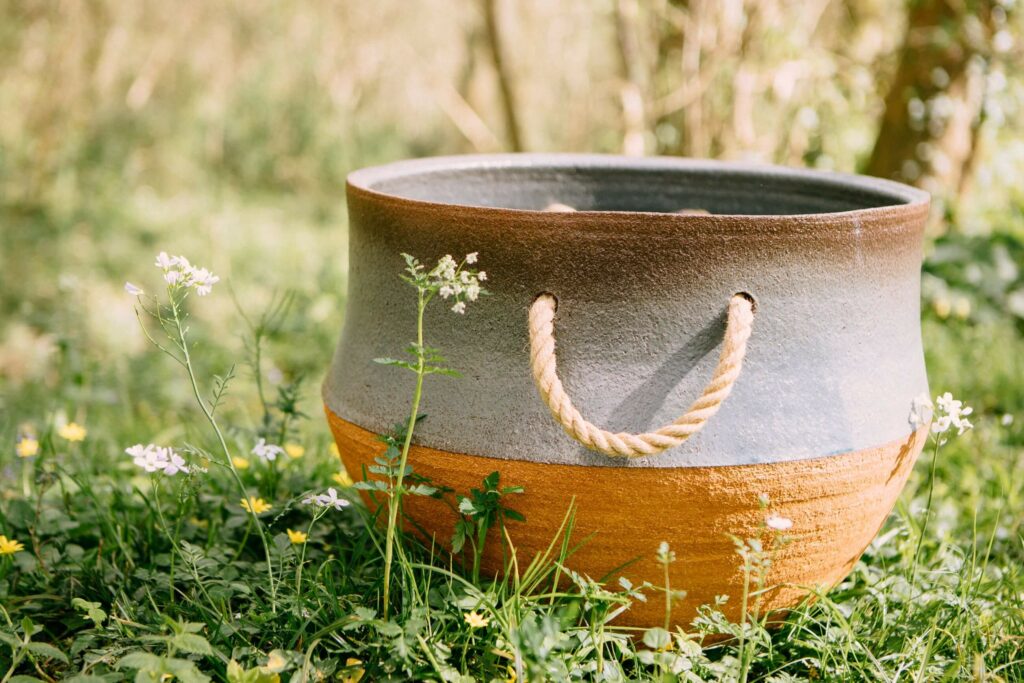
326 405 926 631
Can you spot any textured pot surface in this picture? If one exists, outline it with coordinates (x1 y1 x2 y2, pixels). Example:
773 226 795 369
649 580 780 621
323 153 930 629
327 408 928 629
324 153 930 468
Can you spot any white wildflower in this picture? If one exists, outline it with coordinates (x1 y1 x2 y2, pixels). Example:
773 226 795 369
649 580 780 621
908 392 934 430
153 252 219 296
126 444 157 471
1001 414 1014 427
432 255 458 281
932 392 973 437
124 282 144 296
252 438 285 462
162 451 191 476
655 541 676 564
766 515 793 531
155 252 178 269
188 267 220 296
303 487 351 511
409 252 485 313
125 443 190 476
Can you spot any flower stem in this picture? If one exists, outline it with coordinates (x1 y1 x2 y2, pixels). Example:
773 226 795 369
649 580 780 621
168 290 278 611
382 290 427 620
910 437 941 591
663 559 671 632
151 481 220 615
153 481 176 604
737 550 752 683
295 511 321 600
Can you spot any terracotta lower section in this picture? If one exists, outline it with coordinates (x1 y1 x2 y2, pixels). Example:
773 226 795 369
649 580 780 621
326 405 925 630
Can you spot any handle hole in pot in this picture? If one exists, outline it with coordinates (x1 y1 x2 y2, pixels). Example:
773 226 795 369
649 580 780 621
533 292 558 312
735 291 757 313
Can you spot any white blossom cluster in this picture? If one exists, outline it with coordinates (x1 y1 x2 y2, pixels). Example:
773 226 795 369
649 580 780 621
302 487 350 511
908 391 973 443
153 252 220 296
428 252 486 314
125 443 191 476
933 392 973 436
251 438 285 462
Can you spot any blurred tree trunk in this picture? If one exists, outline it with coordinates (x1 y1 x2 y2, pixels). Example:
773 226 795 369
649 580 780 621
613 0 649 155
866 0 997 196
481 0 524 151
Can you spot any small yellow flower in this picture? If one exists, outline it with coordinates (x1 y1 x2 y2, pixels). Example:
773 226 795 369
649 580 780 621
0 535 25 556
341 658 364 683
286 529 308 544
464 611 490 628
232 456 251 470
16 436 39 458
332 471 353 487
58 422 87 442
285 443 305 459
329 442 340 458
189 517 209 529
241 497 272 514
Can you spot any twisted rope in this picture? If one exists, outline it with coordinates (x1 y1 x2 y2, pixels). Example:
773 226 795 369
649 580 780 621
528 293 755 458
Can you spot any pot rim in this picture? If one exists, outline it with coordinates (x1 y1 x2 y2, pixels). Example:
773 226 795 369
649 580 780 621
346 153 930 223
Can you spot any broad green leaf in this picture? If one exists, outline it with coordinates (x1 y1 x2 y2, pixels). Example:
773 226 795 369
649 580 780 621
503 509 526 523
165 657 212 683
117 652 164 671
72 598 107 626
642 627 672 650
172 632 213 656
26 641 69 663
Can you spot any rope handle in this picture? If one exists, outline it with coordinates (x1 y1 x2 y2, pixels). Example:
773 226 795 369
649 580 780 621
528 293 755 458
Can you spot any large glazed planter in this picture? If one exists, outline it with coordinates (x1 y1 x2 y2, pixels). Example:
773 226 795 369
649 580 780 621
323 153 931 630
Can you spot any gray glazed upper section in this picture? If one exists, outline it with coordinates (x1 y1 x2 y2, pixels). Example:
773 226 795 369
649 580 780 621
324 154 931 468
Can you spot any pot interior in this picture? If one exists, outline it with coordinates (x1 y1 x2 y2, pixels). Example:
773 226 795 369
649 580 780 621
350 155 927 216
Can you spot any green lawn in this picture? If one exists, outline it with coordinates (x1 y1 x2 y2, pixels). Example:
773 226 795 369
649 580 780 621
1 186 1023 681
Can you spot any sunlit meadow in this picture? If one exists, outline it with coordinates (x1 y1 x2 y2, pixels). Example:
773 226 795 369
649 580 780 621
3 1 1024 681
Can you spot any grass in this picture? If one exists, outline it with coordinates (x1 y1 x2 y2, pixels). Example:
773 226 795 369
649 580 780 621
1 227 1023 681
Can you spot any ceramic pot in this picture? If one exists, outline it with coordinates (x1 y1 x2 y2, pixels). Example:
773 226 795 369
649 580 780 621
323 153 930 629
